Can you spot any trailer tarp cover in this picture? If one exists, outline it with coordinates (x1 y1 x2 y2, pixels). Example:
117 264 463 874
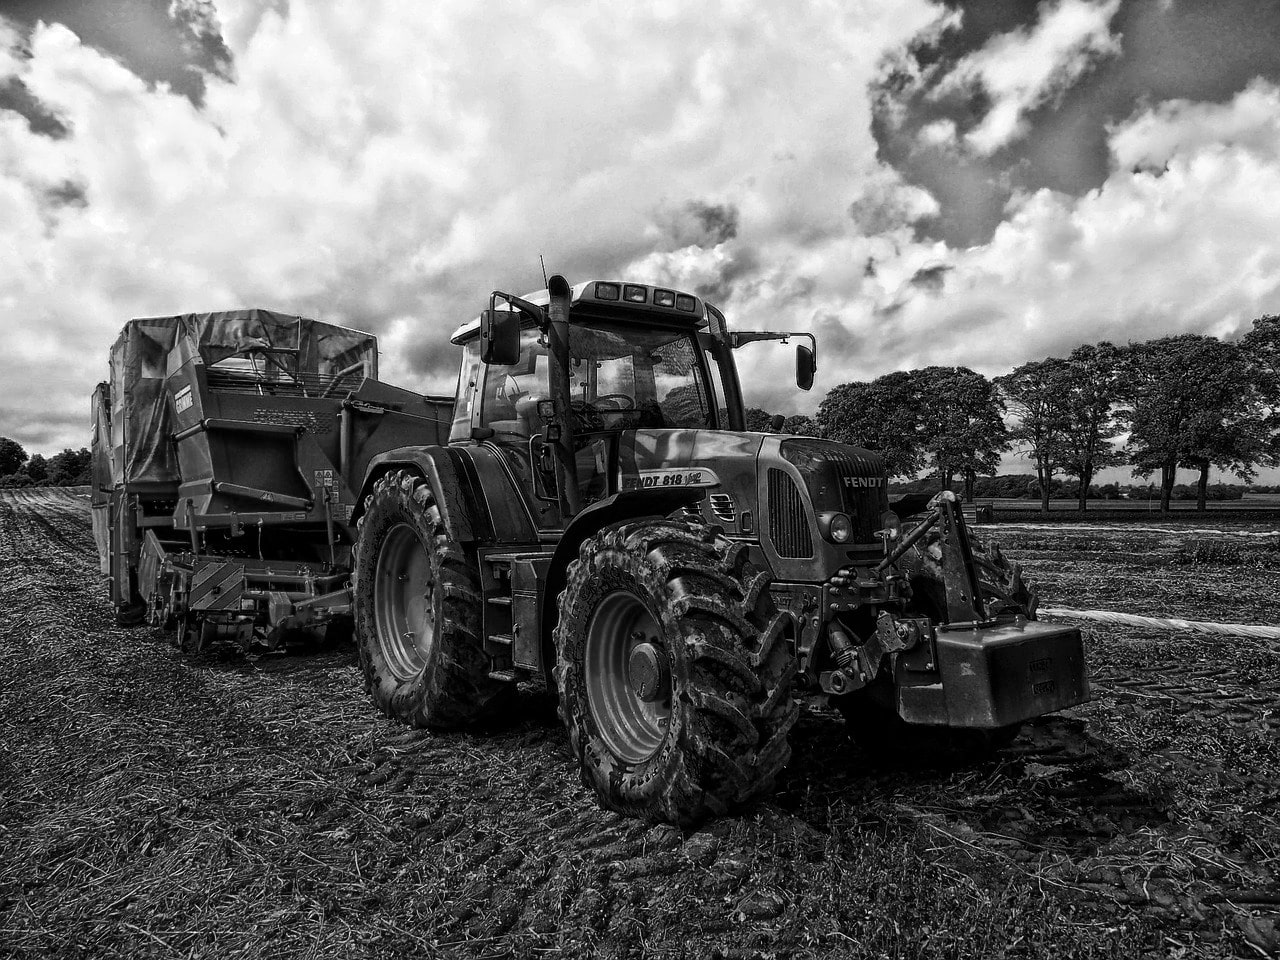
108 309 378 485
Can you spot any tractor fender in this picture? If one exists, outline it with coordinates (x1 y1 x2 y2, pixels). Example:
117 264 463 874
355 445 481 543
539 486 704 677
355 444 539 545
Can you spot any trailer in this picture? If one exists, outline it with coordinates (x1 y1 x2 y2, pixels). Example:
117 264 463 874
92 309 449 648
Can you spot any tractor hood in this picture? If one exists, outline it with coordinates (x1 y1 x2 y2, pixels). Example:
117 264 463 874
616 430 888 571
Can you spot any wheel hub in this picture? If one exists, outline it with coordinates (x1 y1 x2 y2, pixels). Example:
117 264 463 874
627 641 669 702
584 591 673 763
372 522 434 682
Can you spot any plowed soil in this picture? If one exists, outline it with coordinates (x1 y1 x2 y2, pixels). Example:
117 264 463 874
1 489 1277 959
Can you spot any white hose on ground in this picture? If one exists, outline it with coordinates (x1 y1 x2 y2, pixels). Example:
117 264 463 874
985 523 1280 538
1039 606 1280 640
983 527 1280 542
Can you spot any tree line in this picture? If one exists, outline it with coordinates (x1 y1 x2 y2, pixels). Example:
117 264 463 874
793 315 1280 513
0 438 92 488
6 314 1280 508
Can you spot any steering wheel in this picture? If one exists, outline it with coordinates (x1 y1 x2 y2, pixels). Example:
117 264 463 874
593 393 637 411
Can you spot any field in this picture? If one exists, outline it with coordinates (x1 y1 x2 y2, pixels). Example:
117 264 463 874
1 488 1278 959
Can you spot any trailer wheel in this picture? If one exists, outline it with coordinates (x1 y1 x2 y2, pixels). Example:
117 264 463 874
352 470 510 728
554 519 798 826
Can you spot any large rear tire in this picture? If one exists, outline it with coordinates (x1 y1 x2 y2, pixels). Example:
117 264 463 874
352 470 511 728
554 519 798 826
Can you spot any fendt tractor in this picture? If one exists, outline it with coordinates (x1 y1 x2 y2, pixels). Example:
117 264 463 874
94 279 1088 825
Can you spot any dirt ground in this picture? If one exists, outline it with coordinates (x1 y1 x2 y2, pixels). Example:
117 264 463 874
1 488 1277 959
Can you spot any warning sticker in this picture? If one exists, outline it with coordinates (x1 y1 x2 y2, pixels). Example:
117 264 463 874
174 385 193 413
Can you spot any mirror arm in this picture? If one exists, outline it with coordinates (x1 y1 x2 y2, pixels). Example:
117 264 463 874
730 330 817 363
490 290 547 327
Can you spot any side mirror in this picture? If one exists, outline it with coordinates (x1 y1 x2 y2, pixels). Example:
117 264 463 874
796 343 816 391
480 309 520 365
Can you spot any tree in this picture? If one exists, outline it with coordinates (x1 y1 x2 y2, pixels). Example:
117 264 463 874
996 357 1070 514
914 366 1009 501
816 370 927 478
781 414 818 437
0 437 27 476
46 448 92 486
1123 336 1268 512
744 407 776 432
1059 342 1125 511
1242 314 1280 458
26 454 48 484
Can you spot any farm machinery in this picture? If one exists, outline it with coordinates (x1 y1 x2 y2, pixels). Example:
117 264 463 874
95 282 1088 824
92 309 451 647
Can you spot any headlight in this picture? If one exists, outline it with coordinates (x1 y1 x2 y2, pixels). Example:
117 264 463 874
828 513 852 543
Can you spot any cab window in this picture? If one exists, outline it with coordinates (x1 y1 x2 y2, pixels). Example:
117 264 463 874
477 323 714 438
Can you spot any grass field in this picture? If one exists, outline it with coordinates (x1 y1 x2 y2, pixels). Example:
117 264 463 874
0 488 1276 958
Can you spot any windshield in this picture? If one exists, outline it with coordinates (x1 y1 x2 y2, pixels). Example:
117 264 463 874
478 322 715 437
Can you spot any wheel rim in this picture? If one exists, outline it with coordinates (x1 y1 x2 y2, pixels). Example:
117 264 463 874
373 522 434 681
584 590 672 764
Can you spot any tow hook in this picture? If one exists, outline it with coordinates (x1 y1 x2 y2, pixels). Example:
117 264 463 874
822 623 867 695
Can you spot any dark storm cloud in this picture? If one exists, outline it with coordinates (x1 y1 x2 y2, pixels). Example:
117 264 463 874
909 262 951 293
873 0 1280 246
44 180 87 208
0 0 231 104
658 200 741 250
0 76 68 137
0 405 84 452
691 246 760 305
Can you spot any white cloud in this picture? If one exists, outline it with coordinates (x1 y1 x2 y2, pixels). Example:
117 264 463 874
915 117 957 150
936 0 1122 155
3 1 1280 461
811 80 1280 395
0 1 943 450
1110 77 1280 170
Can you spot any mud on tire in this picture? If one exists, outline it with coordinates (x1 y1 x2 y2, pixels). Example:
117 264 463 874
554 518 798 826
969 534 1038 619
352 470 511 728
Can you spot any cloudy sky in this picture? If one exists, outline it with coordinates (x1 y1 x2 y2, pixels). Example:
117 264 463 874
3 1 1280 480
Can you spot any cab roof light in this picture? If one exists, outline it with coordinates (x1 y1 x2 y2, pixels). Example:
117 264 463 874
675 294 696 312
653 288 676 307
595 282 620 301
623 284 647 303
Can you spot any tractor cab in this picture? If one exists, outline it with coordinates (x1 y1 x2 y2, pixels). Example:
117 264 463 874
447 279 814 526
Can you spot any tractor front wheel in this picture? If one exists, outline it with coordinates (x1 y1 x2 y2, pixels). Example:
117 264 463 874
352 470 511 728
554 519 797 826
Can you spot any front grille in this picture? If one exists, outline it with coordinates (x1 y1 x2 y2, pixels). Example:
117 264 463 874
780 439 884 545
767 469 813 558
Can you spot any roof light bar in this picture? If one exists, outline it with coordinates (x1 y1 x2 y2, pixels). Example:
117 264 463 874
623 284 647 303
594 282 621 301
653 289 676 307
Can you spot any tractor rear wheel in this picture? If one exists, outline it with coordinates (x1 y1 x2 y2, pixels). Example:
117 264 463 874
352 470 511 728
554 519 798 826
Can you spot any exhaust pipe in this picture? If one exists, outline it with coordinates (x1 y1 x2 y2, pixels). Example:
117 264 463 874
545 275 582 516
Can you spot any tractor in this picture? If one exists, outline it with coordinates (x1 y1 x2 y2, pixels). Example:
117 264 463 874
347 275 1088 824
95 280 1088 825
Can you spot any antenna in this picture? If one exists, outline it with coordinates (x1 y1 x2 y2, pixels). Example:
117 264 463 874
539 254 548 287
